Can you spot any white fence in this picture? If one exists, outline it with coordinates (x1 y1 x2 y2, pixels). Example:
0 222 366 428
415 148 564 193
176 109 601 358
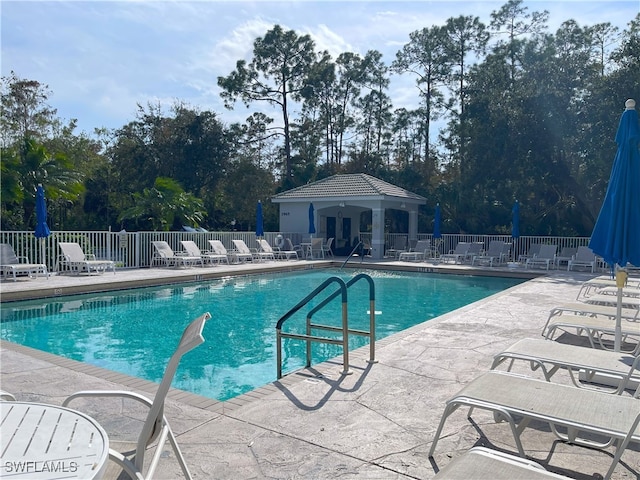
1 229 592 272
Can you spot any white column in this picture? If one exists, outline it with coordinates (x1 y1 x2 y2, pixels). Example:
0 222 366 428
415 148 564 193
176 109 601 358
371 207 385 260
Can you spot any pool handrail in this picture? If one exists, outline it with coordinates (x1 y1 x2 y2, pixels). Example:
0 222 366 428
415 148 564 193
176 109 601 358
276 276 349 379
305 273 377 366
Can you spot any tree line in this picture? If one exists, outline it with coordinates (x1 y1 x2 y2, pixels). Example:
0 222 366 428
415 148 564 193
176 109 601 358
2 1 638 236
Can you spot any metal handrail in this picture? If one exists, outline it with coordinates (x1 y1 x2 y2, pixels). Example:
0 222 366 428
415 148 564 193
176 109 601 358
340 241 364 269
305 273 377 367
275 273 378 379
276 276 348 379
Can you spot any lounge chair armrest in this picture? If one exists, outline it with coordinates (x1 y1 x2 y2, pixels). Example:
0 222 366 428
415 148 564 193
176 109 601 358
85 253 97 260
17 255 31 264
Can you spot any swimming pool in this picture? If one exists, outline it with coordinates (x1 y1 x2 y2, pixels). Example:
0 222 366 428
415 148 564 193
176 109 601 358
0 269 523 401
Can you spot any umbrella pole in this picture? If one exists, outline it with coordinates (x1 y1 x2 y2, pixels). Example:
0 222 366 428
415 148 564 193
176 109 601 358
614 269 627 352
40 238 46 271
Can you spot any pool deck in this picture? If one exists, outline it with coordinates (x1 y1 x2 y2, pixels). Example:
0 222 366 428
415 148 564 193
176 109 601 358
1 259 638 479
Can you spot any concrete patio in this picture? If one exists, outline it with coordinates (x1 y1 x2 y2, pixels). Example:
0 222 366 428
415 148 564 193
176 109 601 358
1 261 638 479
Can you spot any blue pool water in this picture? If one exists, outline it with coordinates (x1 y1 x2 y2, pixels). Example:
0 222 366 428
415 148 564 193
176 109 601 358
1 270 523 401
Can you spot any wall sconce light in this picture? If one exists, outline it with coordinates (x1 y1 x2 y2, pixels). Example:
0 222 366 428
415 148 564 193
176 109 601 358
401 202 406 209
339 202 345 207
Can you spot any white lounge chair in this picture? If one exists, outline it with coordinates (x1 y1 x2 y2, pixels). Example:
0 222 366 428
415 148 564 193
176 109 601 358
543 311 640 352
491 337 640 394
440 242 470 264
207 240 232 264
151 241 203 268
0 243 48 281
433 447 572 479
575 276 640 300
472 240 508 267
567 246 597 272
398 240 432 262
428 370 640 480
258 239 297 260
57 242 115 275
233 239 271 262
554 246 577 269
385 236 407 259
518 243 542 264
180 240 227 265
525 244 557 270
63 312 211 480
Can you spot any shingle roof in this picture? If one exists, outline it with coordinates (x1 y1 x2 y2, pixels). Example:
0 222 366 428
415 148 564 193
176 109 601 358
272 174 426 201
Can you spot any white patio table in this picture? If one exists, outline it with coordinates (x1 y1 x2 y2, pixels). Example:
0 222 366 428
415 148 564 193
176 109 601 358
0 401 109 479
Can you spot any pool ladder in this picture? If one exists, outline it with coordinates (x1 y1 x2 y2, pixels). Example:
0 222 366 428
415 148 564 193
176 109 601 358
275 273 377 379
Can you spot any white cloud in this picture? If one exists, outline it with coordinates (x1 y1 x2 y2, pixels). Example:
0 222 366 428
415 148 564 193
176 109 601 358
2 0 637 134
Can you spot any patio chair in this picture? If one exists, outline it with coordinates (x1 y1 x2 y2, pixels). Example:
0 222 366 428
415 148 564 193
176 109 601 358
232 239 272 262
428 370 640 480
151 241 203 268
322 237 334 258
207 240 232 264
472 240 508 267
554 246 577 269
63 312 211 480
567 246 597 272
433 447 572 480
385 236 407 259
180 240 227 265
440 242 470 264
0 243 48 281
306 237 325 259
57 242 116 275
398 240 431 262
258 238 296 260
491 337 640 395
525 244 557 270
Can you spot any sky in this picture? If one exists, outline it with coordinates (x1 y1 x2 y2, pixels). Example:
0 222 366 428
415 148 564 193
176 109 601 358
2 0 638 137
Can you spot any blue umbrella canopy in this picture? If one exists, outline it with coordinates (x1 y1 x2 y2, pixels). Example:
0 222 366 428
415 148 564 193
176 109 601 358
433 204 442 239
511 200 520 239
589 99 640 268
256 201 264 237
34 184 51 239
308 203 316 235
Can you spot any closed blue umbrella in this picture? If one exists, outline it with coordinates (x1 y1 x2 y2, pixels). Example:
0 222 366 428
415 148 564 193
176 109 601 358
256 201 264 238
433 204 441 239
511 200 520 239
308 203 316 236
589 98 640 351
34 184 51 266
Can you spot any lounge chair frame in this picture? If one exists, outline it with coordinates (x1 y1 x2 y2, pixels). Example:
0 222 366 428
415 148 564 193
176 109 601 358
232 239 271 262
0 243 49 281
440 242 470 264
398 240 432 262
525 244 557 270
151 241 203 268
206 240 232 264
491 337 640 394
472 241 510 267
543 313 640 352
180 240 227 265
57 242 116 275
567 246 598 272
428 371 640 480
63 312 211 480
258 239 297 260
